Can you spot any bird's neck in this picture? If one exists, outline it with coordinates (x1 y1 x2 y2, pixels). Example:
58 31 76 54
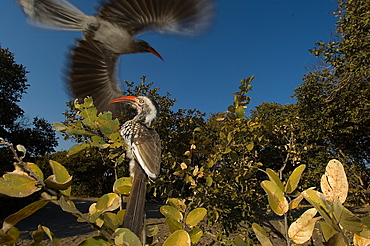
133 111 156 127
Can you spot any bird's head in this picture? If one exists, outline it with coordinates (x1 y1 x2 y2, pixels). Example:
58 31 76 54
109 95 159 127
133 40 164 60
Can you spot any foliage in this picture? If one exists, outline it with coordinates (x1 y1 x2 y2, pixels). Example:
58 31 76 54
0 46 57 175
250 159 370 246
293 0 370 166
158 76 268 235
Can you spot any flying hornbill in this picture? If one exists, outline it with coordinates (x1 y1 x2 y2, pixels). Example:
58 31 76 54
110 95 161 240
17 0 214 114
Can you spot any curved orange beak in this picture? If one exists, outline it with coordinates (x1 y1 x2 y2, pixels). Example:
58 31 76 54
148 46 164 61
109 96 137 104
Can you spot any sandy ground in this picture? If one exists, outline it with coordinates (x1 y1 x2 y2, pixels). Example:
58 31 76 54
10 199 370 246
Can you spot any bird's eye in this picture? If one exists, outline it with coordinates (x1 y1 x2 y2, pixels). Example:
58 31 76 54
139 99 144 104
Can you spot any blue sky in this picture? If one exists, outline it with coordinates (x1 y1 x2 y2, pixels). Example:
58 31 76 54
1 0 338 151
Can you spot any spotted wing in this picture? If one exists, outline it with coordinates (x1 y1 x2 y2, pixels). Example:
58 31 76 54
99 0 215 36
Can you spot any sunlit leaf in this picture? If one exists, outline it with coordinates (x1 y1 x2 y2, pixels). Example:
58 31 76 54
52 122 67 131
25 162 44 181
163 230 191 246
48 160 72 196
288 208 319 244
246 142 254 151
0 226 19 245
113 177 132 196
160 205 183 221
95 193 120 212
42 226 60 246
252 223 273 246
16 144 26 156
167 198 186 212
234 236 248 246
266 168 284 192
185 208 207 227
59 197 79 214
285 164 306 194
320 159 348 204
353 229 370 246
44 175 72 190
68 143 89 156
235 105 245 118
2 200 48 233
165 217 182 233
113 228 141 246
90 135 109 149
189 227 203 244
261 180 289 216
302 189 339 231
0 172 40 198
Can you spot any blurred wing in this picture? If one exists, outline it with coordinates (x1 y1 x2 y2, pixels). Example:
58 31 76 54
17 0 91 30
131 126 161 179
67 37 124 114
99 0 215 36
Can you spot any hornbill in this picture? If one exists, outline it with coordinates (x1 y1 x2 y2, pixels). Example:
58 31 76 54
110 95 161 240
17 0 214 114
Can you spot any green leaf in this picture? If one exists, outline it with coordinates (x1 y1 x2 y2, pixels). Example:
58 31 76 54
285 164 306 193
0 227 20 245
113 228 141 246
246 142 254 151
2 200 48 233
90 135 109 149
41 226 60 246
44 175 73 190
48 160 72 196
160 205 183 221
302 189 339 231
59 197 79 214
235 105 245 118
206 176 213 187
113 177 132 196
103 212 120 231
266 169 284 192
319 221 337 243
189 227 203 244
97 113 120 136
167 198 187 212
185 208 207 227
234 236 248 246
261 180 289 216
52 122 67 131
288 208 319 244
165 217 183 233
0 171 40 198
26 162 44 181
95 193 120 212
68 143 89 156
79 236 112 246
65 128 94 136
31 225 45 244
362 215 370 229
252 223 273 246
332 199 363 232
163 230 191 246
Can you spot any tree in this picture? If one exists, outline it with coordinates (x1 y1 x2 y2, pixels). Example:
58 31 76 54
0 46 57 174
292 0 370 203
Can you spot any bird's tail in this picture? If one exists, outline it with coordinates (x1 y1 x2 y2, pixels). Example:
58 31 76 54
123 164 147 241
17 0 97 31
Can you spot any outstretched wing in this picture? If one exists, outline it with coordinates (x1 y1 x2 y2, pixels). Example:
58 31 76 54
99 0 215 36
67 37 124 115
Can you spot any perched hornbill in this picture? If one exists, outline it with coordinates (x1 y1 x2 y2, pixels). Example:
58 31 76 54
17 0 214 114
110 95 161 240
